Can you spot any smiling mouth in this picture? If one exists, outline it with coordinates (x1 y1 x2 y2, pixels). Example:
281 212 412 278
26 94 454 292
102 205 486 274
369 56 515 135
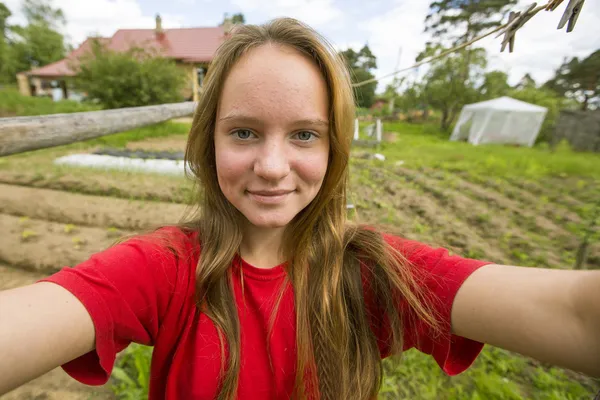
246 190 294 204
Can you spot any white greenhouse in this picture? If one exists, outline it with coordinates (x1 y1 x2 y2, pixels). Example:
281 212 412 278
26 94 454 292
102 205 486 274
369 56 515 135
450 96 547 147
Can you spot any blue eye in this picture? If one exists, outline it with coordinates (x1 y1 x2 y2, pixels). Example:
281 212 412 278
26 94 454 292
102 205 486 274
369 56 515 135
234 129 254 139
295 131 316 141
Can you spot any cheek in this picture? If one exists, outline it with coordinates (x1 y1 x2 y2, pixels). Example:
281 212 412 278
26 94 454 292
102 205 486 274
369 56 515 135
293 150 329 184
215 146 251 188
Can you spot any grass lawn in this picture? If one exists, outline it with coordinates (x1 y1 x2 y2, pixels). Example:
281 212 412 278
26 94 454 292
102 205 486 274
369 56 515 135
0 87 101 117
377 121 600 179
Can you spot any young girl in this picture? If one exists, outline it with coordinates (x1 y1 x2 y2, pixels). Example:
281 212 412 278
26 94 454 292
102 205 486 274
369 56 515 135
1 18 599 400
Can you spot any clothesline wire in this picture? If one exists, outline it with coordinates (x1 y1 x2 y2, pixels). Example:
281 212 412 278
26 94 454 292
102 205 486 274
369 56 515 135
352 2 552 88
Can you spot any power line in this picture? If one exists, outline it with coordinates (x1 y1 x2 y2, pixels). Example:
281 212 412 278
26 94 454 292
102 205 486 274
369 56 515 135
352 1 559 88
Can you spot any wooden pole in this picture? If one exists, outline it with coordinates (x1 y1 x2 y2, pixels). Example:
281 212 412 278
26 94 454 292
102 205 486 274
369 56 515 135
0 102 196 157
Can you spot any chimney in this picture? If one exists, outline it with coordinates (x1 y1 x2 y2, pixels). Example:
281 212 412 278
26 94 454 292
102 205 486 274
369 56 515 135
155 14 163 33
222 13 233 35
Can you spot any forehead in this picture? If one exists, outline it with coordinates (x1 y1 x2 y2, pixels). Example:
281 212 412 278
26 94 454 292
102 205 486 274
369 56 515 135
217 44 329 121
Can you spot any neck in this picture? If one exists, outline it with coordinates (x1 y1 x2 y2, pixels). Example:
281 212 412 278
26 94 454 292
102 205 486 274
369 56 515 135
240 223 287 269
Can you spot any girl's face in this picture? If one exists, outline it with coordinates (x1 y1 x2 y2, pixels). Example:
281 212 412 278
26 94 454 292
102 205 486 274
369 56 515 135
214 44 330 229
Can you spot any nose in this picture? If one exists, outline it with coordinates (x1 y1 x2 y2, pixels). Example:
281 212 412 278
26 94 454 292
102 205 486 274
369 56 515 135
253 137 291 182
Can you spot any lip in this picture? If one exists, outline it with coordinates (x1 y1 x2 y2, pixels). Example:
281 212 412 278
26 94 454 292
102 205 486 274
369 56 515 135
248 189 294 196
246 189 294 204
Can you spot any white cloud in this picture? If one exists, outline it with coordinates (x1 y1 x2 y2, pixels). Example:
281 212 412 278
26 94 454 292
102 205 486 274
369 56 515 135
361 0 599 90
232 0 344 27
484 0 600 85
360 1 431 90
6 0 188 47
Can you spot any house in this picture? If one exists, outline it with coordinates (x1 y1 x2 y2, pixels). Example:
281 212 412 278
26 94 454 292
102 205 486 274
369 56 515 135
369 98 388 111
17 15 231 102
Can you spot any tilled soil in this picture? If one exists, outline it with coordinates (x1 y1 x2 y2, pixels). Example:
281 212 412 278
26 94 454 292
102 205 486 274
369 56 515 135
0 213 126 272
0 169 196 203
0 183 191 230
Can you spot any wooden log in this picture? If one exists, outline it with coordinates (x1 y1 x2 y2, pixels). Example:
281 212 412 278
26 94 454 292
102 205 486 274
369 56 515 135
0 102 196 157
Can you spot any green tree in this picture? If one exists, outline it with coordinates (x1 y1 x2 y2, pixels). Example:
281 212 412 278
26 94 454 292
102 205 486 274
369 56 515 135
381 76 405 115
340 45 377 108
74 41 187 109
419 44 487 131
508 86 565 143
480 70 510 99
516 73 537 89
231 13 245 24
425 0 518 44
396 80 426 120
21 0 65 28
424 0 516 88
2 0 66 82
0 2 11 82
545 50 600 111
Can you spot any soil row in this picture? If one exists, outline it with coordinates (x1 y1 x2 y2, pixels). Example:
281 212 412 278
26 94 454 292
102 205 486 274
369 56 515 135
0 183 192 230
0 169 195 204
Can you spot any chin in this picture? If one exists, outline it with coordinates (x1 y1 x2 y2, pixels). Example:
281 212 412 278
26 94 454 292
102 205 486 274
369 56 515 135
245 211 295 229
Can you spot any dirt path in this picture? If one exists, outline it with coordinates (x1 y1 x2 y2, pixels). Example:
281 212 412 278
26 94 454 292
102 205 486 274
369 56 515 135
0 264 115 400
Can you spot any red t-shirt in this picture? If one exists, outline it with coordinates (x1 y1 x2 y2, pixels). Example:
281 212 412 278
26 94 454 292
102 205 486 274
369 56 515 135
39 227 490 399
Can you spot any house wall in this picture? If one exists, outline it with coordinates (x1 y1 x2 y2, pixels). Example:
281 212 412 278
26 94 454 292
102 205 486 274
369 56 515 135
177 63 208 103
17 74 31 97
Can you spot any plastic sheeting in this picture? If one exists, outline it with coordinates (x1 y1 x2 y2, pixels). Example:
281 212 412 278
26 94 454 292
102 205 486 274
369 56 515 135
54 154 185 176
451 97 547 147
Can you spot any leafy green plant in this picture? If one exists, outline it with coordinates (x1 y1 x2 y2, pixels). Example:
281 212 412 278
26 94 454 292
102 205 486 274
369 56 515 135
63 223 77 234
111 344 153 399
74 40 187 109
20 229 38 241
71 236 87 249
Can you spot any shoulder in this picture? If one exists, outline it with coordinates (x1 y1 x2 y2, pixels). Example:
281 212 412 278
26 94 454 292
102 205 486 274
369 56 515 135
127 225 201 260
380 232 487 274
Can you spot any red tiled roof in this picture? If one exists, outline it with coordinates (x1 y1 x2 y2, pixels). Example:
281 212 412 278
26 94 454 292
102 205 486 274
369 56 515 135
26 26 225 78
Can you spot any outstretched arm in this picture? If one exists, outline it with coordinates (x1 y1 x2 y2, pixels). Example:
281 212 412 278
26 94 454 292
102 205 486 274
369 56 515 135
0 282 95 395
452 264 600 377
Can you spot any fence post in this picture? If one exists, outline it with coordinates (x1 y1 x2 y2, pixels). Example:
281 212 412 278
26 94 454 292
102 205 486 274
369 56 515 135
0 102 196 156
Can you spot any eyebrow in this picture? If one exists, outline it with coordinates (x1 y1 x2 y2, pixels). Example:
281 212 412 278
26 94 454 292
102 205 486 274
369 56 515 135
218 113 329 128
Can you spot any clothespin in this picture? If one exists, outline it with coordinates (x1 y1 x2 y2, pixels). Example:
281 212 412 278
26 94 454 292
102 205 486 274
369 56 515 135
498 3 538 53
545 0 564 11
557 0 585 32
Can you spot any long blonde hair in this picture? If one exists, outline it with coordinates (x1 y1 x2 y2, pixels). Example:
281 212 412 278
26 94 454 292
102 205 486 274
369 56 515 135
182 17 438 400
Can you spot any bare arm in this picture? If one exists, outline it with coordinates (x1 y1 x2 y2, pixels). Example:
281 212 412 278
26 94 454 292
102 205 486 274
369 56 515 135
0 282 96 395
452 264 600 377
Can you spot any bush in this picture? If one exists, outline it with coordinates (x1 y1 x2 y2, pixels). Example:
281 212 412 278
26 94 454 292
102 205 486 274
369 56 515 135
74 40 187 109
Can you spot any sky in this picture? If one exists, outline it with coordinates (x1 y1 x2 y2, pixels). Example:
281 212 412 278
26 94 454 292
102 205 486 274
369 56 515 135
4 0 600 91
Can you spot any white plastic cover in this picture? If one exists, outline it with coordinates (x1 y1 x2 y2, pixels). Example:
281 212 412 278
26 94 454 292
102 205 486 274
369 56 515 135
451 96 547 147
54 154 185 176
